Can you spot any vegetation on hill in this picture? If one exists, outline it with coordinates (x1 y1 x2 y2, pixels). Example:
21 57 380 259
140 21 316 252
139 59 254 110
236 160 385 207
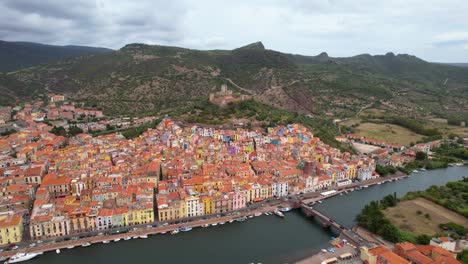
0 40 112 72
0 41 466 123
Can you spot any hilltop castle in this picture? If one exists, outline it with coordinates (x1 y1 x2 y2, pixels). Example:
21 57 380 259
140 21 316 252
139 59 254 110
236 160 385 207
209 84 251 107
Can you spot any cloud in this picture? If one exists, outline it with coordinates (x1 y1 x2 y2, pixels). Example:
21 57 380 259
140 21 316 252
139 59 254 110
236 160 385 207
0 0 467 62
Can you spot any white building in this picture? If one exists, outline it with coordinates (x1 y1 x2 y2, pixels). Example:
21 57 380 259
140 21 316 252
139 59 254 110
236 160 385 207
357 167 372 181
272 181 288 197
336 179 352 187
430 237 457 252
185 196 202 217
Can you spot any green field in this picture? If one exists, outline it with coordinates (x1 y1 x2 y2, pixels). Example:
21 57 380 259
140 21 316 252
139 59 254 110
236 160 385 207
354 122 424 146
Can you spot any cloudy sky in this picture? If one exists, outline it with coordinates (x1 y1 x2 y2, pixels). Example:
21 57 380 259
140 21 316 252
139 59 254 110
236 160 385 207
1 0 467 62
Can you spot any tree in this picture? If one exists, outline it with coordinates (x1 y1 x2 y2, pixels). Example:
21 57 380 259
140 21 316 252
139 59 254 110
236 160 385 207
68 126 83 136
416 151 428 160
50 126 67 137
416 234 431 245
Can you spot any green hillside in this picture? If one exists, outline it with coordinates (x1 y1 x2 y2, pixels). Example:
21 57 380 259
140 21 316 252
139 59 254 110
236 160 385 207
0 40 113 72
0 41 467 121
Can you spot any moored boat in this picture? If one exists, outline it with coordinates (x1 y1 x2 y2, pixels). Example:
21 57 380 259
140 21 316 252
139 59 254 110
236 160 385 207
201 224 209 227
280 207 292 212
82 242 91 247
248 215 254 218
179 226 193 232
124 237 131 240
235 217 247 222
114 238 121 242
171 229 180 235
67 246 75 249
102 240 110 244
56 249 61 254
139 235 148 239
228 220 234 223
254 212 262 217
274 211 285 218
211 223 218 226
219 222 225 225
6 252 40 263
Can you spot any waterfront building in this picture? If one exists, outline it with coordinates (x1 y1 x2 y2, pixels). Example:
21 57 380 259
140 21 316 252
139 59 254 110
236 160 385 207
0 213 23 245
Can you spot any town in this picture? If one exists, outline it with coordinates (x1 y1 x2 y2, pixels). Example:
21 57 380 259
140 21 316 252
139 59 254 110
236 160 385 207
0 94 465 264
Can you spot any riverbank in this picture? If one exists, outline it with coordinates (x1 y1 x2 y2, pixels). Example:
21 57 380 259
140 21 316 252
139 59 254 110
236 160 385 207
295 166 467 263
0 202 289 259
0 170 409 260
2 166 466 263
8 166 466 264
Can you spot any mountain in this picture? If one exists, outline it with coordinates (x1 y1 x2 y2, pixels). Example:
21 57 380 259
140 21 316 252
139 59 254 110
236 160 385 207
442 63 468 67
0 40 113 72
0 41 467 120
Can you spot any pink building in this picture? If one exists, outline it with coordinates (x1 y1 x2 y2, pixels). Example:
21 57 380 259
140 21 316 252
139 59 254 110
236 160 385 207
231 189 246 210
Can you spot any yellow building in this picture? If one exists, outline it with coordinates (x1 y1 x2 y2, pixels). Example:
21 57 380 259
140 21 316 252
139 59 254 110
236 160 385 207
130 206 154 225
0 214 23 245
201 195 213 215
179 200 187 219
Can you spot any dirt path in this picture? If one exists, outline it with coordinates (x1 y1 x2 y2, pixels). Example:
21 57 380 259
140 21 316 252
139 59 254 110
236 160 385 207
224 78 256 95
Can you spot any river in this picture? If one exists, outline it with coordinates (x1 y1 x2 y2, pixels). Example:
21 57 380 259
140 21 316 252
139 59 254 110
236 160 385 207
29 166 467 264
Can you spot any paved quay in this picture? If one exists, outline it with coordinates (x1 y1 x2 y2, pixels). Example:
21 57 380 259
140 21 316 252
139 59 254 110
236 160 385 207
295 243 358 264
0 203 286 259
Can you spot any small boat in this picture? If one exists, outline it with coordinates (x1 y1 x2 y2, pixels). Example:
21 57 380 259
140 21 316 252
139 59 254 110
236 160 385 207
229 220 234 223
211 223 218 226
363 185 369 188
67 246 75 249
377 182 381 185
236 217 247 222
421 168 427 171
160 231 167 234
56 249 61 254
102 240 110 244
179 226 193 232
6 252 40 263
280 207 292 212
114 238 121 242
219 222 225 225
254 212 262 217
412 170 419 173
248 215 254 218
124 237 131 241
274 211 285 218
132 236 139 239
82 242 91 247
318 200 323 204
201 224 209 227
340 193 343 195
139 235 148 239
171 229 179 235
